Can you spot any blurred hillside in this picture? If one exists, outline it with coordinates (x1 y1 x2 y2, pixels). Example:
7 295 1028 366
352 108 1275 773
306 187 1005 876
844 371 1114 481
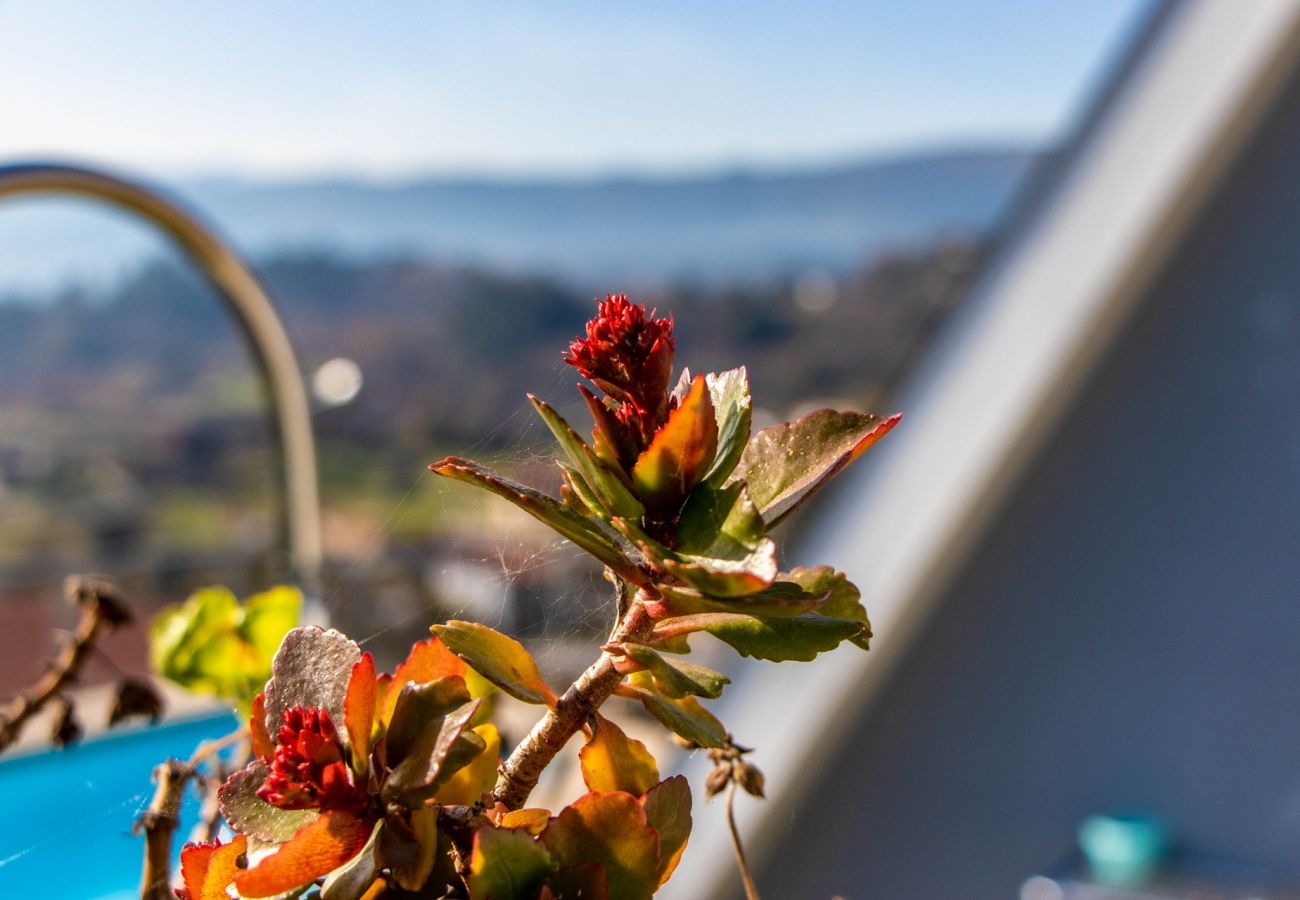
0 146 1029 291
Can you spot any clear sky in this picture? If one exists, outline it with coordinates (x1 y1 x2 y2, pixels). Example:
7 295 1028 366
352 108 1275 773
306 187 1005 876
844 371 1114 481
0 1 1148 180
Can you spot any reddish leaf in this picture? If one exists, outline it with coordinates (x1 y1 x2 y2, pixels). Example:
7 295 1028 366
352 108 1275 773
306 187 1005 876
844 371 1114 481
235 811 374 898
631 374 718 517
344 652 376 767
249 692 274 760
641 776 692 886
530 393 644 518
578 715 660 796
179 834 247 900
380 636 466 726
541 792 661 900
731 409 900 526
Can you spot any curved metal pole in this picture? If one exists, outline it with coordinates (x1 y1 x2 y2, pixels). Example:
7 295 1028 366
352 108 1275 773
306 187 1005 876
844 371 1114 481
0 162 322 598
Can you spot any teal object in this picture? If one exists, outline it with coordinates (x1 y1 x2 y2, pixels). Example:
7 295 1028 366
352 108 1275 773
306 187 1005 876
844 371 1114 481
0 711 239 899
1077 812 1168 886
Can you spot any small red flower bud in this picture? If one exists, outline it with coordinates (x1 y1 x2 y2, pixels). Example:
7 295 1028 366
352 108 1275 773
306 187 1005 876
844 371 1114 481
565 294 676 453
256 706 369 815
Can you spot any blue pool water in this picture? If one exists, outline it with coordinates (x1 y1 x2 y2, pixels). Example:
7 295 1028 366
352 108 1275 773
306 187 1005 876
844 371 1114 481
0 711 239 898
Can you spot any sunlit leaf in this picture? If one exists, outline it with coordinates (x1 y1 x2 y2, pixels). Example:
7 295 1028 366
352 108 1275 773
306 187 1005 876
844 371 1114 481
150 585 301 709
469 826 558 900
235 810 374 898
661 538 779 598
641 776 692 886
344 652 376 769
249 692 274 760
579 714 660 796
631 374 718 517
432 620 557 707
785 566 870 649
434 723 501 806
540 792 661 900
730 409 900 526
320 820 382 900
703 367 751 487
179 834 247 900
531 394 644 518
654 580 828 618
385 681 481 804
263 626 361 739
379 636 467 726
578 382 637 472
218 760 317 843
655 611 867 662
621 680 726 749
608 643 728 699
431 457 647 585
500 808 551 836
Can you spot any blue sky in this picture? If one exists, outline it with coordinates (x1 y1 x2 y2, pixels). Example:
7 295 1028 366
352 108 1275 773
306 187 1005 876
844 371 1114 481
0 1 1148 179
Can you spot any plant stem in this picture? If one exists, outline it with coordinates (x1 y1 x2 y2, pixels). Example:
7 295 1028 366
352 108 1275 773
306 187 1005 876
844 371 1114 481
493 584 654 809
0 576 129 750
725 780 762 900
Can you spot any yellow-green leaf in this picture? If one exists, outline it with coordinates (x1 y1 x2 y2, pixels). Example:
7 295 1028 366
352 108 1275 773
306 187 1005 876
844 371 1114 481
432 620 557 707
703 367 751 487
621 680 726 749
435 723 501 806
608 643 728 700
469 826 558 900
655 611 867 662
530 394 644 518
641 776 692 886
579 714 660 796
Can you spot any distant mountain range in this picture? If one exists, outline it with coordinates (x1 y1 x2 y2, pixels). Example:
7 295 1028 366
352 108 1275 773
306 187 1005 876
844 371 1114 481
0 145 1035 294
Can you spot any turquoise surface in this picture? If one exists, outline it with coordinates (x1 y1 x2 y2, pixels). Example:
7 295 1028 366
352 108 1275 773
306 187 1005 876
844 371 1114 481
0 711 239 898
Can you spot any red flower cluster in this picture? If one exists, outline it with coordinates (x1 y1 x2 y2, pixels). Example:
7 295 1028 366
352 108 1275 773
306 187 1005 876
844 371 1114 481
256 706 369 815
565 294 676 458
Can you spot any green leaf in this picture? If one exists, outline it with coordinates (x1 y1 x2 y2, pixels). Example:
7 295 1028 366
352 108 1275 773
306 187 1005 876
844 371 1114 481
785 566 870 649
540 792 661 900
469 827 558 900
432 620 557 706
731 409 900 526
217 760 318 843
150 585 301 709
675 481 764 558
430 457 646 585
656 612 867 662
579 714 660 796
661 538 779 598
641 776 692 887
631 374 718 517
703 367 751 487
530 394 644 518
608 643 728 700
622 678 726 749
656 580 829 618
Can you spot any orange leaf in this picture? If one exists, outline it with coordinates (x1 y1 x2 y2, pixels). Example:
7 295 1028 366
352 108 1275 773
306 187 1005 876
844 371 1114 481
180 835 247 900
631 374 717 516
344 652 377 767
641 776 692 886
235 811 373 898
579 715 659 796
380 636 467 725
500 808 551 836
541 792 660 900
249 693 274 760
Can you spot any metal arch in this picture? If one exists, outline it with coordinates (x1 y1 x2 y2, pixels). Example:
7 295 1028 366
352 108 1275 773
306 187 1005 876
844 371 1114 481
0 162 322 598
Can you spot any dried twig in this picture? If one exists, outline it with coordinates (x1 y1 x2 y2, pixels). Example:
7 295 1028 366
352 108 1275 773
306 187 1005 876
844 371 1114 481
493 586 654 809
136 730 245 898
724 781 761 900
0 576 131 750
707 736 765 900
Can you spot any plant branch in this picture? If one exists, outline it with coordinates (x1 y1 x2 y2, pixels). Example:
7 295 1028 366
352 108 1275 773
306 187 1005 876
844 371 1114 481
0 576 130 750
725 780 761 900
136 730 245 898
493 583 655 809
